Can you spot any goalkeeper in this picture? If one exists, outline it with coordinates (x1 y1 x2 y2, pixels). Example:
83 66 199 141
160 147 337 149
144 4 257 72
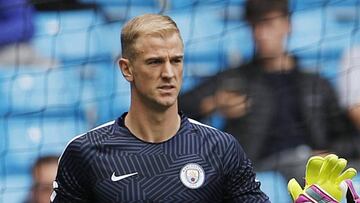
51 13 269 202
288 154 360 202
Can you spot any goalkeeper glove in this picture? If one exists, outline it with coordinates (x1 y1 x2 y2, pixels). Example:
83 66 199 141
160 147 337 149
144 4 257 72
288 154 360 203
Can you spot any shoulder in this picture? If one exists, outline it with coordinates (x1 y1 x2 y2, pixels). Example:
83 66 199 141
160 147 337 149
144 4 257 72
59 120 116 161
188 118 229 137
186 119 249 173
297 70 332 86
214 61 253 78
187 118 241 152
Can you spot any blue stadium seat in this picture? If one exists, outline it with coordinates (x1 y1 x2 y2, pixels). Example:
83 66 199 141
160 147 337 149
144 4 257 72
0 116 88 175
92 21 123 58
34 10 99 34
353 175 360 196
101 4 162 19
256 171 291 203
0 65 95 117
0 173 31 203
80 0 158 7
33 10 112 61
221 23 253 62
292 0 359 11
168 8 231 76
89 62 131 125
289 7 355 82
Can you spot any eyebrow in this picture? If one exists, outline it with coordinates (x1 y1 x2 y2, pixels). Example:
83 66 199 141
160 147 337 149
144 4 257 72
172 55 184 59
144 55 184 62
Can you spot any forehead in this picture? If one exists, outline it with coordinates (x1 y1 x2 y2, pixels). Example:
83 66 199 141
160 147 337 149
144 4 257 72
251 11 288 25
132 33 184 57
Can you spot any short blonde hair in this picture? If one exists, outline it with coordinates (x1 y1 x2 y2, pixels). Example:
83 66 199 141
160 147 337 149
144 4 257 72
121 14 183 59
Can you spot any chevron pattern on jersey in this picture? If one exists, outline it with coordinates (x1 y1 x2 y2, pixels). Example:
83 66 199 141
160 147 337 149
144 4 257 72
53 113 269 202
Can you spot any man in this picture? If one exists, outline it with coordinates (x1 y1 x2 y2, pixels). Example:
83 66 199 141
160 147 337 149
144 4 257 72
338 46 360 130
51 14 269 202
179 0 359 181
25 156 59 203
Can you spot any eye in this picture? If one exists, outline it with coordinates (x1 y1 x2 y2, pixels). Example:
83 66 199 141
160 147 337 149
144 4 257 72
172 58 183 64
147 59 163 65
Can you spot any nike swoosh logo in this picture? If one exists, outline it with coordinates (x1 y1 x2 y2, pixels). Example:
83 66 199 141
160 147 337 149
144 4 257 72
111 172 138 182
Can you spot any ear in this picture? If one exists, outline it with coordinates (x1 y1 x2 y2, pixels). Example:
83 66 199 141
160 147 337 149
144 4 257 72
118 57 133 82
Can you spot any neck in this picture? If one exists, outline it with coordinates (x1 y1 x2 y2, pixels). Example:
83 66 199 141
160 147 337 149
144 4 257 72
259 54 294 73
125 101 180 143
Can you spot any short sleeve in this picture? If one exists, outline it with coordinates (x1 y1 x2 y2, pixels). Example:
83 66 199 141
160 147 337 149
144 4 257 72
223 138 270 203
51 135 92 203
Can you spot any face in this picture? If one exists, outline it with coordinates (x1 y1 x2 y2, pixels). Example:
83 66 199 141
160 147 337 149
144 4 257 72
251 11 290 58
120 32 184 111
32 161 58 203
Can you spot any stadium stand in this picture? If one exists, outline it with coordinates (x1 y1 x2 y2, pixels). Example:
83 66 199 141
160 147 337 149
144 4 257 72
0 0 359 202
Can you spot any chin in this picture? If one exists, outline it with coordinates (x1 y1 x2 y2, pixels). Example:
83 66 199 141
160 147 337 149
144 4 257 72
257 48 283 58
258 53 282 59
154 98 177 109
159 100 177 108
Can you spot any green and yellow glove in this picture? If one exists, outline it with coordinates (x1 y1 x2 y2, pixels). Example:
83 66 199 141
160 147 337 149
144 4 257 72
288 154 358 202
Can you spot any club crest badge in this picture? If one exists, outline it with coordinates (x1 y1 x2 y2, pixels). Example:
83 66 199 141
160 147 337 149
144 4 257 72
180 163 205 189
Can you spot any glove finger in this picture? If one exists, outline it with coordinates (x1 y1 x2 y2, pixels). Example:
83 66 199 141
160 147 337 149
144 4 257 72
318 154 338 184
336 168 357 184
306 156 324 185
329 158 347 182
288 178 303 201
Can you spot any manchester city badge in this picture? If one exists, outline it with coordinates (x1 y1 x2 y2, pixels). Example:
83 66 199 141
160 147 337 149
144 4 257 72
179 163 205 189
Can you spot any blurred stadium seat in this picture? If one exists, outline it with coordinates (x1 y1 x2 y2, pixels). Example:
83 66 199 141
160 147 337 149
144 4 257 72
89 61 131 125
0 115 87 175
256 171 292 203
0 65 95 117
33 9 110 62
0 173 31 203
81 0 158 7
353 175 360 196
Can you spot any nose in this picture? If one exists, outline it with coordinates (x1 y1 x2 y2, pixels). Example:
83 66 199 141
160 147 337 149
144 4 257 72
254 24 269 40
161 61 175 79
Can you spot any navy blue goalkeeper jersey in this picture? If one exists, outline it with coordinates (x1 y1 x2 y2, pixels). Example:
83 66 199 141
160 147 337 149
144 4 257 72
51 113 269 203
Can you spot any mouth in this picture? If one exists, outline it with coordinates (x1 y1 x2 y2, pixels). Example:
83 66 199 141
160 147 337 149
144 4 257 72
158 84 176 93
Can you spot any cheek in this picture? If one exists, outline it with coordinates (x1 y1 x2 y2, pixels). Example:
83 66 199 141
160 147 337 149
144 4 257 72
178 67 183 77
176 65 183 76
134 69 153 80
133 71 157 88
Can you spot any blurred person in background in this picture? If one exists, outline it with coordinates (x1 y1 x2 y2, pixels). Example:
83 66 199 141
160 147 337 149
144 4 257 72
24 155 59 203
0 0 54 67
338 46 360 130
179 0 360 182
31 0 98 11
